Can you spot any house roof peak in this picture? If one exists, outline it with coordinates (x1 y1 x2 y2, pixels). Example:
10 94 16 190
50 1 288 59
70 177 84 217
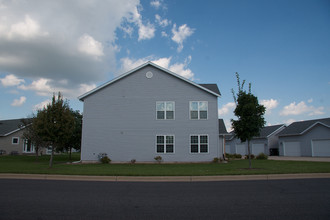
79 61 221 101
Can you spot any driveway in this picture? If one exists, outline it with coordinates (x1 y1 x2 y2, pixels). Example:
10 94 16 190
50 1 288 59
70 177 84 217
269 156 330 162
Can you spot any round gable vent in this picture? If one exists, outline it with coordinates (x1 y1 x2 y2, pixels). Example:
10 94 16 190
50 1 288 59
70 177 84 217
146 71 153 78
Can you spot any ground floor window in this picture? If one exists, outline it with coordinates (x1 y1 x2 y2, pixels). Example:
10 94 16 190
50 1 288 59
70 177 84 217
190 135 208 153
23 139 35 153
156 135 174 153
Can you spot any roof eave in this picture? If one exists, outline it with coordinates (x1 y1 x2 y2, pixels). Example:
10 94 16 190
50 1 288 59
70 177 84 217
78 61 221 101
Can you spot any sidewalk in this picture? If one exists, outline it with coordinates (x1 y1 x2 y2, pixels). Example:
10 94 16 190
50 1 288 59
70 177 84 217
268 156 330 162
1 173 330 182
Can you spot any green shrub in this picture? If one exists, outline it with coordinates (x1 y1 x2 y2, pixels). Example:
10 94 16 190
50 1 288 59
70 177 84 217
100 156 111 164
256 153 268 160
154 156 162 163
212 157 219 163
226 153 242 159
245 154 255 159
130 159 136 164
234 154 242 159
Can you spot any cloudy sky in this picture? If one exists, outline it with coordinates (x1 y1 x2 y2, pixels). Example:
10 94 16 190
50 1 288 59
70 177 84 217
0 0 329 130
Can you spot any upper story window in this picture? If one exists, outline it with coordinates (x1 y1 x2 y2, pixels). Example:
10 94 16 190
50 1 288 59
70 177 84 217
156 101 175 120
190 101 208 119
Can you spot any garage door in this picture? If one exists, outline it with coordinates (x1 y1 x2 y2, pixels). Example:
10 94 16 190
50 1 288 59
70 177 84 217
252 144 265 155
284 142 301 156
313 140 330 157
236 144 246 155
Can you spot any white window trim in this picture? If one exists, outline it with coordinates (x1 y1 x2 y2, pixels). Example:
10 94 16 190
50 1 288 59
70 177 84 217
156 101 175 120
189 101 208 120
23 139 35 153
12 137 19 145
156 135 175 154
190 134 209 154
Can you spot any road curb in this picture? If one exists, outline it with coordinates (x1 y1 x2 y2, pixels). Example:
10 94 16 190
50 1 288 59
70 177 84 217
1 173 330 182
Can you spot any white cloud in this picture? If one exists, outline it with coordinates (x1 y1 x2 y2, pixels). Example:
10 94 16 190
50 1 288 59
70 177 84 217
161 31 168 37
0 0 142 87
260 99 279 114
280 101 325 116
138 22 155 41
3 15 48 39
11 96 26 107
77 34 104 58
120 56 195 80
123 4 156 41
150 1 161 9
0 74 25 87
284 118 298 125
18 77 96 98
33 99 51 111
155 14 170 27
171 24 195 52
218 102 236 116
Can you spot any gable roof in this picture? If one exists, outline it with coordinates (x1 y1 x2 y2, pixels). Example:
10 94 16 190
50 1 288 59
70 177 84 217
278 117 330 137
79 61 221 101
0 119 28 137
218 119 228 135
257 124 286 139
225 124 285 141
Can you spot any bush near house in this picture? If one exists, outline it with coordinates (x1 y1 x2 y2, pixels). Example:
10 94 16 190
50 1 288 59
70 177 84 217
226 153 243 159
256 153 268 160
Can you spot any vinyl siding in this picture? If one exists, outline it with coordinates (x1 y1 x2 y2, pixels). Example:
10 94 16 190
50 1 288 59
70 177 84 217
81 65 220 162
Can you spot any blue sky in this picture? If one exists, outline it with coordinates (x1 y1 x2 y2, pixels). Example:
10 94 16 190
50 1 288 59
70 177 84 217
0 0 329 130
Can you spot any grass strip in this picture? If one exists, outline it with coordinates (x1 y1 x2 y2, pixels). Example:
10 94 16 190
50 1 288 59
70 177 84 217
0 154 330 176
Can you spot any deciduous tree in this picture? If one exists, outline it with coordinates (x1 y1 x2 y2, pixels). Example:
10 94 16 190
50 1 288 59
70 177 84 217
34 92 75 168
231 73 266 169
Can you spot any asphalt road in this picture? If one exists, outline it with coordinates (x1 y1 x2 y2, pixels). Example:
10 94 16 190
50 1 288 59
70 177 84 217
1 178 330 220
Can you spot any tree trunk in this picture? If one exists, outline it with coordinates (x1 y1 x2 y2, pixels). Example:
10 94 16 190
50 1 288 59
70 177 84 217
69 147 72 162
49 146 54 168
248 140 252 169
35 147 39 162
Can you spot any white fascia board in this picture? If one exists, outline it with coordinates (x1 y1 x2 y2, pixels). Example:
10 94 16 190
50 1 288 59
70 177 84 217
266 125 286 138
300 122 330 135
3 124 30 137
78 61 220 101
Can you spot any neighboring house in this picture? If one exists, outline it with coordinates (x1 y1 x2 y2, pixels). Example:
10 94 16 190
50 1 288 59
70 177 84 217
0 119 34 155
278 118 330 157
79 61 222 162
225 124 286 156
218 119 229 157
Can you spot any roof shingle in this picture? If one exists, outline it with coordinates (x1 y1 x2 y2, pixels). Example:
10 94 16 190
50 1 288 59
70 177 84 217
278 117 330 136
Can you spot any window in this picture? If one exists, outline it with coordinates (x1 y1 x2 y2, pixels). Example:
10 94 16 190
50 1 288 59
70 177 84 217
190 135 208 153
23 139 35 153
190 101 208 119
12 137 19 145
156 135 174 153
156 101 175 120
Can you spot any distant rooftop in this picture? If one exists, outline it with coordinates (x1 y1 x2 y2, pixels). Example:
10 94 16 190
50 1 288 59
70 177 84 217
278 117 330 136
0 119 28 136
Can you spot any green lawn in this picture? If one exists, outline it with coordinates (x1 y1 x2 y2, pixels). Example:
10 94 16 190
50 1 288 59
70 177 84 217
0 154 330 176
